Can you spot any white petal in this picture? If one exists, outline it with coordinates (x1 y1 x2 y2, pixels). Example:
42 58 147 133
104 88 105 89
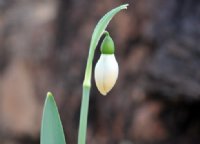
94 54 119 95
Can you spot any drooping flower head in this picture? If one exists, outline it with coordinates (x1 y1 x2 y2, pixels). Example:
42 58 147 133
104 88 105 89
94 33 119 95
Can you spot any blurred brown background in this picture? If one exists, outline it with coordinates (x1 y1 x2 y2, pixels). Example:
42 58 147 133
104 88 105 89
0 0 200 144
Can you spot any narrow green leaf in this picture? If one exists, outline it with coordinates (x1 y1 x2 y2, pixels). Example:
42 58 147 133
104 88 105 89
90 4 129 51
41 92 66 144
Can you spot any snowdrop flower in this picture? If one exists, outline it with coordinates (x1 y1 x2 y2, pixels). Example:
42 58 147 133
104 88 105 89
94 34 119 95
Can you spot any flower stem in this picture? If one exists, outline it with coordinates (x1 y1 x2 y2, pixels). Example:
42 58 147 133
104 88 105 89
78 86 90 144
78 4 128 144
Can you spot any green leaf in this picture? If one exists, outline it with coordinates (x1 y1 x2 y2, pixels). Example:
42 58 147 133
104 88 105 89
83 4 129 87
90 4 128 52
41 92 66 144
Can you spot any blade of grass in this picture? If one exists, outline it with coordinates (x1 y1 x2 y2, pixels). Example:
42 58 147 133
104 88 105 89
41 92 66 144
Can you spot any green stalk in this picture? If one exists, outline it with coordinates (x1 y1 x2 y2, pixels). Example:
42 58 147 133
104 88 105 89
78 86 90 144
78 4 128 144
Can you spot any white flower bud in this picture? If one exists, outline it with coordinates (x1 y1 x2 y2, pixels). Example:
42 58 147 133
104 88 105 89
94 54 119 95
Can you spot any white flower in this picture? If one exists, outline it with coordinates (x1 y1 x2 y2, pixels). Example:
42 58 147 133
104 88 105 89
94 54 119 95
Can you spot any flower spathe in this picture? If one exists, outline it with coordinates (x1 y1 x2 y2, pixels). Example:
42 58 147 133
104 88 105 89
94 54 119 95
